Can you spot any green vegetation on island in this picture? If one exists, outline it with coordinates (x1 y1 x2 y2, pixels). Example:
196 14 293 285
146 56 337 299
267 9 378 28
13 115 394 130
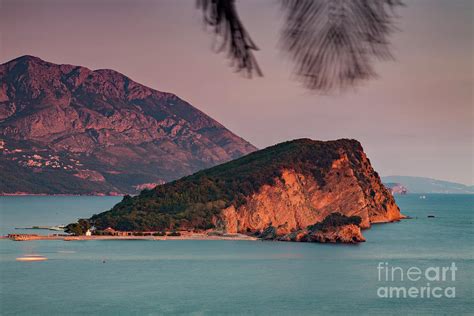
307 213 362 232
76 139 364 232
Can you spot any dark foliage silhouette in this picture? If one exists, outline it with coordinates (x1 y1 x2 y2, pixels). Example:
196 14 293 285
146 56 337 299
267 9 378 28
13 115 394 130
197 0 262 77
197 0 403 92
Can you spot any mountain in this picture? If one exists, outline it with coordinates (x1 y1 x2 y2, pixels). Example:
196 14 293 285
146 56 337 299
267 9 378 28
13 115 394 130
0 55 256 194
82 139 404 243
381 176 474 194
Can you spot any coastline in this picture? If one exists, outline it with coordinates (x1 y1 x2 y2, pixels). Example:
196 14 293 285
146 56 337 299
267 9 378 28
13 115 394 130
369 214 407 225
2 217 409 243
1 233 258 242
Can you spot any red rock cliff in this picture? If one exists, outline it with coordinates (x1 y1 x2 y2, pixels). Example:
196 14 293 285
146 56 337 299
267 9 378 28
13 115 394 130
214 141 403 235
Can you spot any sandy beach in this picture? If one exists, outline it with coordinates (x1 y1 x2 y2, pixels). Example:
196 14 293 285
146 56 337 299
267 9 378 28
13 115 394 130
1 233 258 242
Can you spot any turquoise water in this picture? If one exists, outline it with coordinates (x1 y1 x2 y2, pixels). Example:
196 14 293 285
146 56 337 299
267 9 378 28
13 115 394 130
0 195 473 315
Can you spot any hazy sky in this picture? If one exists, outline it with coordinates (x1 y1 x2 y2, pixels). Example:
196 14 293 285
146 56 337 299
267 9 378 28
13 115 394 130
1 0 473 184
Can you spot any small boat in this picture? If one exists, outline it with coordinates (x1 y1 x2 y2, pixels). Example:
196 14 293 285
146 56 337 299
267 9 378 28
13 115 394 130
48 226 65 231
16 255 48 262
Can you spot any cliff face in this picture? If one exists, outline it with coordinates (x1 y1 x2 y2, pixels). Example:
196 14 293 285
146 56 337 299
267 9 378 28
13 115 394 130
88 138 404 243
215 144 402 235
0 56 256 194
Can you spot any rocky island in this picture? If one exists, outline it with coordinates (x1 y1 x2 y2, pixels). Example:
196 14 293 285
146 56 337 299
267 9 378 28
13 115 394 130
68 138 404 243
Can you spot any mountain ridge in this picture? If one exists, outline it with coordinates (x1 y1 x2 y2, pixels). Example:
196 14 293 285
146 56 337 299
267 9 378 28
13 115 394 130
0 55 257 194
381 176 474 194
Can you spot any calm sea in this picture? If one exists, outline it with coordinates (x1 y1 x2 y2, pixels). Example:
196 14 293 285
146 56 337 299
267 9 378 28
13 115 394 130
0 195 473 315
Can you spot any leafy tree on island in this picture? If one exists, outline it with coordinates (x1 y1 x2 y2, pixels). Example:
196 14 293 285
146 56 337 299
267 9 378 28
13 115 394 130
65 219 91 236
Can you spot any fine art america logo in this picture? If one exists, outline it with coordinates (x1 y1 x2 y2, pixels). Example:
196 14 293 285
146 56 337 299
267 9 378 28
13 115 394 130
377 262 457 299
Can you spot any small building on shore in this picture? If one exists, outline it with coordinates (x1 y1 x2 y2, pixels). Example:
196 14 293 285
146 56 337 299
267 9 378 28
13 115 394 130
100 227 132 236
102 227 117 235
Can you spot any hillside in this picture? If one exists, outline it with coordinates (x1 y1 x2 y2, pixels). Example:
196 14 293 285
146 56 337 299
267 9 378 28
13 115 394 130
0 56 256 194
84 138 404 242
381 176 474 194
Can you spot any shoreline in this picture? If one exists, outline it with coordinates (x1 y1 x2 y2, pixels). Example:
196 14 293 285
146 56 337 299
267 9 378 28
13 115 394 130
1 233 258 242
2 217 410 242
2 217 409 243
369 214 407 225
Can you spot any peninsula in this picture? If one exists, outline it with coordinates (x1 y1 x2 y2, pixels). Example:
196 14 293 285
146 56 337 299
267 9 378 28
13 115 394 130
66 138 404 243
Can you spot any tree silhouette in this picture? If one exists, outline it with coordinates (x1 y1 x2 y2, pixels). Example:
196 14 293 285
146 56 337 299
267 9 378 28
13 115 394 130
197 0 403 92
